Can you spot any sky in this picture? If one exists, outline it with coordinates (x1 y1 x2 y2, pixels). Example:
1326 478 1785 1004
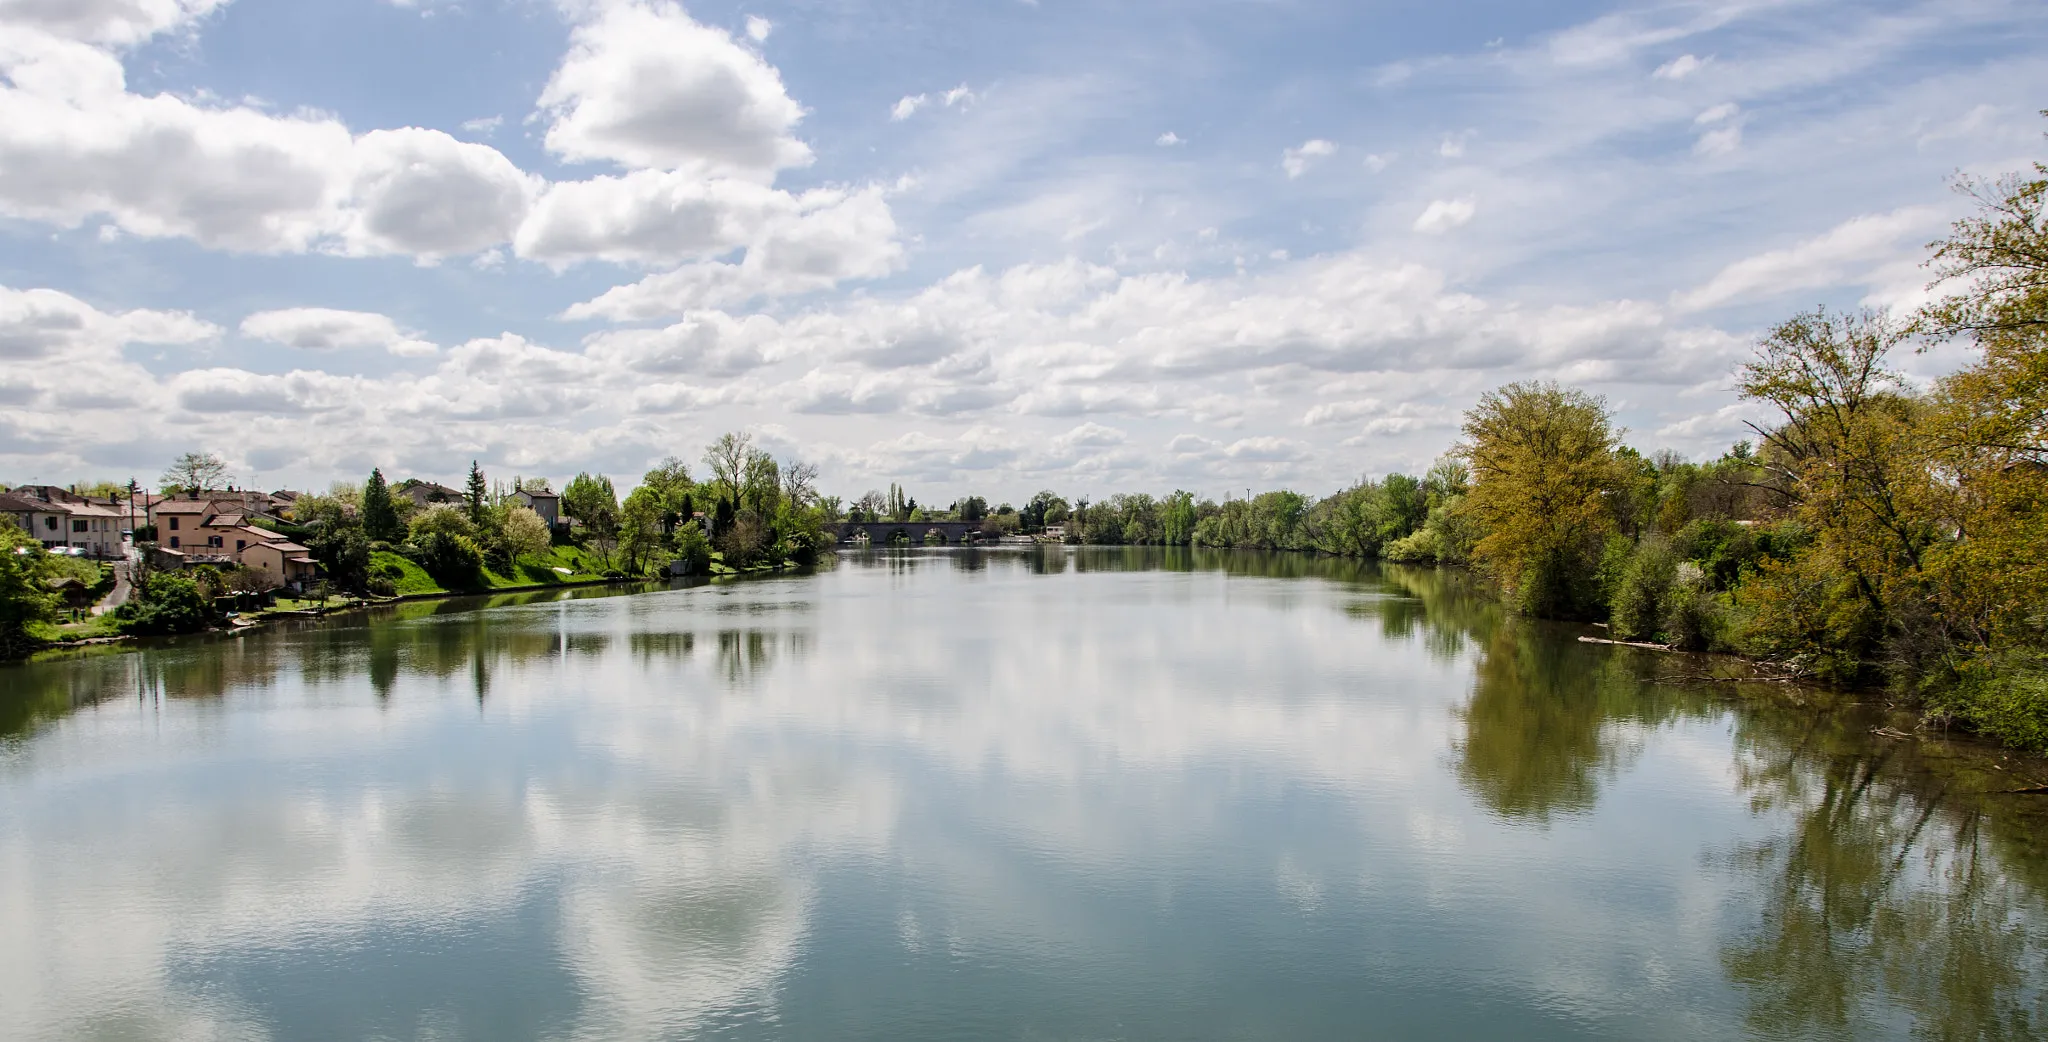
0 0 2043 504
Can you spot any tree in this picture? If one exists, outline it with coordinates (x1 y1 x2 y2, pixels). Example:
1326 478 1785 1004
160 451 227 494
704 432 752 504
562 472 620 539
413 531 484 589
114 573 210 636
1734 309 1935 680
640 457 694 535
466 460 488 526
954 496 988 523
502 506 552 561
781 459 819 508
619 486 667 575
362 468 402 542
0 523 58 657
1460 381 1626 618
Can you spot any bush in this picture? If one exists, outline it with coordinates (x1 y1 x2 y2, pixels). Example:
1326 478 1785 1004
115 574 211 636
410 531 484 589
670 523 712 575
1384 526 1443 564
1608 537 1679 642
1661 564 1729 652
1926 652 2048 753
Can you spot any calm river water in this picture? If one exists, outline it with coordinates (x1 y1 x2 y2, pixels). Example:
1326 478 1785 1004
3 548 2046 1040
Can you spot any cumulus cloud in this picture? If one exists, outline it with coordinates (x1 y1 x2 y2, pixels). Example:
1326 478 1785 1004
239 308 437 356
0 284 215 360
0 0 228 47
1413 198 1476 234
1282 139 1335 178
1156 131 1183 146
343 128 538 258
561 185 904 318
516 172 796 267
0 27 535 260
537 1 811 178
744 14 771 42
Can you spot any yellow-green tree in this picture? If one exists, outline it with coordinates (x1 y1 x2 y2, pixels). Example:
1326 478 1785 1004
1734 309 1939 682
1459 381 1626 618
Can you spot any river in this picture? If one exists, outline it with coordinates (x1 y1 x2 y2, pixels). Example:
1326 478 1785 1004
2 548 2045 1040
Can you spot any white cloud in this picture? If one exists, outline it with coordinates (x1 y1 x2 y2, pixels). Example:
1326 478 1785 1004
561 185 904 319
1694 102 1739 125
0 30 536 260
460 114 503 136
890 94 927 121
1362 153 1391 173
1412 198 1476 234
1156 131 1183 146
891 84 975 122
239 308 437 356
342 128 539 259
537 1 811 178
1674 207 1942 312
744 14 771 42
1653 54 1707 80
516 172 794 267
0 0 229 47
1282 139 1335 179
0 283 214 361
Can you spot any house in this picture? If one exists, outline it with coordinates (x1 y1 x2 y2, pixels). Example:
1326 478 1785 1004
394 479 468 510
145 496 316 589
241 539 319 587
0 487 133 558
512 486 562 529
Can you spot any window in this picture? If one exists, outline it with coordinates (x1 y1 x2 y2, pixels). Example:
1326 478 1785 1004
72 520 87 533
169 517 180 531
209 536 223 548
169 536 180 548
236 540 246 551
44 516 56 530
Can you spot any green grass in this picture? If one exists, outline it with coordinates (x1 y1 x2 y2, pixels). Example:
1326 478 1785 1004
372 551 445 595
371 546 613 597
32 614 122 641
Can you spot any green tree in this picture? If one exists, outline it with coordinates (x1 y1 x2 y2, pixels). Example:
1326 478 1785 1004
1460 381 1626 618
561 472 620 538
115 573 211 636
1735 309 1935 681
620 486 667 575
362 468 402 542
0 523 58 657
465 460 488 526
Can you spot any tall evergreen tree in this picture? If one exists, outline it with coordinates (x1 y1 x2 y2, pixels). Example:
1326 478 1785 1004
362 468 401 542
466 460 488 525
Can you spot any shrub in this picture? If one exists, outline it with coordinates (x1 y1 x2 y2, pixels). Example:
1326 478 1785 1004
411 531 485 589
1608 537 1679 643
115 574 211 636
1384 526 1443 564
670 523 712 575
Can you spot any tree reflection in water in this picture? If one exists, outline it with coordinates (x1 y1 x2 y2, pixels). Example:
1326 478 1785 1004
1384 560 2048 1038
5 554 2048 1039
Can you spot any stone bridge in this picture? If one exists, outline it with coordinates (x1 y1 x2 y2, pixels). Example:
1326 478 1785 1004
833 520 988 545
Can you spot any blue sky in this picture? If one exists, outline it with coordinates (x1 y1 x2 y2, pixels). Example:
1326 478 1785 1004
0 0 2043 501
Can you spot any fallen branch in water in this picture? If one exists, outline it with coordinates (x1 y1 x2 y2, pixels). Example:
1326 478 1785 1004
1871 727 1914 740
1999 785 2048 795
1578 635 1674 651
